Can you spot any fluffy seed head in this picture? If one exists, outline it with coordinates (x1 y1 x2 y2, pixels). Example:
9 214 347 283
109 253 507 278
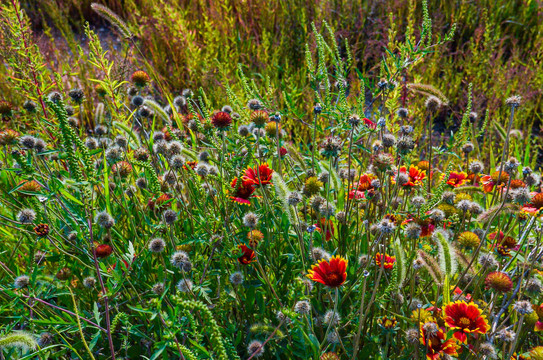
18 209 36 224
247 340 264 357
149 238 166 253
323 310 340 326
229 271 244 285
294 300 311 315
176 279 193 293
95 211 115 228
14 275 30 288
83 277 96 288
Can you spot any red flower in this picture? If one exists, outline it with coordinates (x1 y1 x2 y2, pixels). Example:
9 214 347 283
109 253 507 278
238 244 256 264
183 161 198 170
211 111 232 130
443 300 489 343
243 163 273 186
316 217 334 241
480 171 509 193
392 165 426 187
534 303 543 332
363 117 376 129
279 146 287 157
420 324 460 360
485 271 513 293
95 244 113 259
375 253 396 270
443 171 468 187
307 255 348 288
230 177 255 205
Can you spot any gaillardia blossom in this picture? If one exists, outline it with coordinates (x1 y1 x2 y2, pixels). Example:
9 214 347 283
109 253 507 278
480 171 509 193
392 165 426 187
443 300 489 342
230 177 256 205
443 171 468 187
375 253 396 270
243 163 273 186
237 244 256 265
307 255 347 288
420 324 460 360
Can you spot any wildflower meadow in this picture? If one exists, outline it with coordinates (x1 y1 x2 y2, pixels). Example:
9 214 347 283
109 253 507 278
1 0 543 359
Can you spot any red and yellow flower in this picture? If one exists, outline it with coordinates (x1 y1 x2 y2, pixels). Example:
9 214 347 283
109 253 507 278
307 255 347 288
485 271 513 293
392 165 426 187
533 303 543 332
375 253 396 270
243 163 273 187
237 244 256 265
480 171 509 193
443 300 489 342
230 177 256 205
316 217 334 241
443 171 468 187
420 324 460 360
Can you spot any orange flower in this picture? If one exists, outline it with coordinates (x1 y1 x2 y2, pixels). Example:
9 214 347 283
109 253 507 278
443 171 468 187
392 165 426 187
481 171 509 193
356 173 377 191
420 324 460 360
375 253 396 270
485 271 513 293
237 244 256 264
243 163 273 186
230 177 255 205
531 192 543 210
307 255 347 288
443 301 489 342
